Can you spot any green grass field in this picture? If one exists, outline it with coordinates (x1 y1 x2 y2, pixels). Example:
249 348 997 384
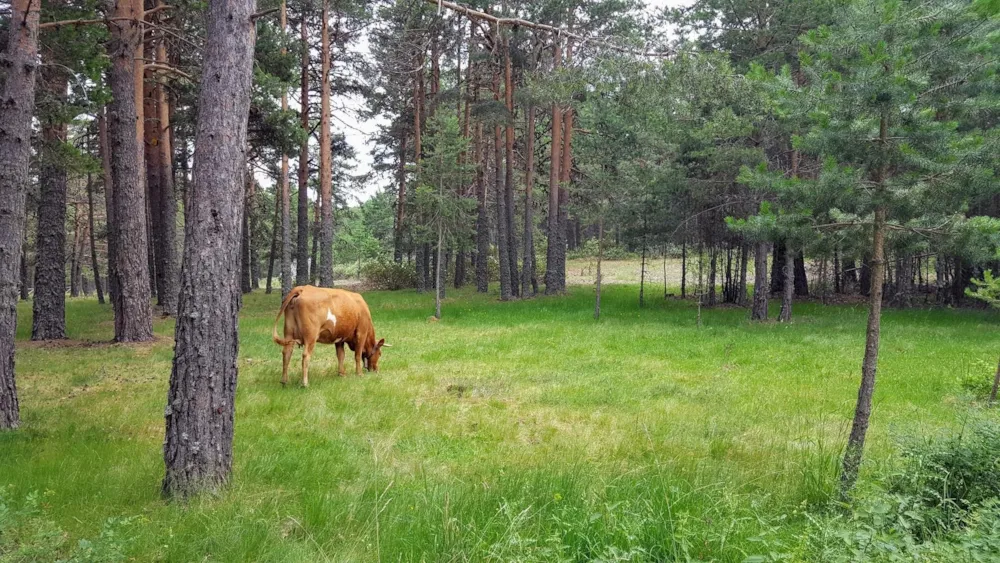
2 274 998 561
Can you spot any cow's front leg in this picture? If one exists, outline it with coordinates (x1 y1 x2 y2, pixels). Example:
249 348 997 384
301 340 316 387
336 343 346 376
281 344 294 386
354 344 363 376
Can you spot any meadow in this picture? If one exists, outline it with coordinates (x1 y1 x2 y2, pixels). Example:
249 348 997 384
1 264 998 561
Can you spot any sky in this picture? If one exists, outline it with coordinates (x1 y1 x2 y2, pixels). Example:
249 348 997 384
335 0 692 204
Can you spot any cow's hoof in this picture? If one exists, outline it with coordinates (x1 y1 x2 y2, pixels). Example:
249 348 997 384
301 382 309 388
338 372 347 377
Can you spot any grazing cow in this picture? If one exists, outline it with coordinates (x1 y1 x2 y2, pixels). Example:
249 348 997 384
272 285 388 386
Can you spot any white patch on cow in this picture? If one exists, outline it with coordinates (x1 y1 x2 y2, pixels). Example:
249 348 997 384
326 309 337 326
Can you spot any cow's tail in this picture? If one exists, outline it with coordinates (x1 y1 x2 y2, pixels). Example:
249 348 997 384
272 287 302 346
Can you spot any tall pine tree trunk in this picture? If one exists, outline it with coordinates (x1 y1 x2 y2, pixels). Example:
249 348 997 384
266 190 279 294
556 41 573 292
779 244 794 322
0 0 40 430
595 214 603 320
840 113 891 498
295 8 310 286
474 121 489 293
751 241 769 321
33 66 68 341
394 134 407 264
317 0 333 287
522 105 536 298
162 0 256 498
279 0 292 297
544 42 563 295
70 205 83 298
154 30 177 314
99 111 119 304
107 0 153 342
493 60 512 301
503 35 518 295
86 168 105 304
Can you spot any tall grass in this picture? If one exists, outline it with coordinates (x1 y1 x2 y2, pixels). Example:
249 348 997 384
1 285 997 561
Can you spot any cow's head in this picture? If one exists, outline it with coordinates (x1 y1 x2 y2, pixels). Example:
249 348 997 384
365 338 388 372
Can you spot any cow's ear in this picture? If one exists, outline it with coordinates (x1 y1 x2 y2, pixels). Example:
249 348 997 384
376 338 385 349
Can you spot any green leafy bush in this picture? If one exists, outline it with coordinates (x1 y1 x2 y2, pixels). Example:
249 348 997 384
360 260 417 291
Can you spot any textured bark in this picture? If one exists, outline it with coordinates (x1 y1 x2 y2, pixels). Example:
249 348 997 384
309 196 319 283
779 244 793 322
544 43 563 295
19 240 30 301
0 0 40 430
317 0 333 287
295 9 310 286
707 245 717 306
393 134 407 263
840 111 892 497
434 222 443 319
415 244 426 293
521 105 536 298
751 241 769 321
99 111 119 305
556 41 573 292
70 205 84 298
32 67 68 341
737 242 749 306
840 205 887 496
162 0 255 498
241 171 253 294
153 34 177 314
278 0 292 297
770 240 785 294
503 35 518 296
474 122 489 293
454 249 465 288
86 169 105 304
891 253 914 307
495 122 512 301
794 251 808 297
107 0 154 342
681 239 687 298
266 190 279 294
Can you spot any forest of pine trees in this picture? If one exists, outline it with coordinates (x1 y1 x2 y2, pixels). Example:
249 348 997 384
1 0 998 502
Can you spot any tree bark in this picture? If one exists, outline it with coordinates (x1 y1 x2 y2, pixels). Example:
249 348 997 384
737 242 749 306
86 168 105 304
556 40 573 292
474 121 489 293
779 244 793 322
241 171 253 294
434 220 443 319
317 0 333 287
154 30 177 314
162 0 256 498
503 34 518 296
495 123 512 300
32 66 68 341
522 105 536 298
770 240 785 294
99 111 119 305
266 188 279 294
394 134 407 264
107 0 154 342
279 0 292 297
20 235 30 301
544 42 563 295
794 251 808 297
840 112 890 498
0 0 40 430
70 204 83 298
295 7 310 286
751 241 769 321
707 245 717 306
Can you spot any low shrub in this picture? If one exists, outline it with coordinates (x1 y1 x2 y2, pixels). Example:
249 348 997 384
360 260 417 290
567 239 634 261
956 358 996 400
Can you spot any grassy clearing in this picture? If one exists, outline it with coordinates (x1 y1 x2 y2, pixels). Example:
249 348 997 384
1 283 998 561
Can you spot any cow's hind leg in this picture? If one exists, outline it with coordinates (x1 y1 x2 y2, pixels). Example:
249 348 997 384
301 340 316 387
336 343 346 376
281 344 294 386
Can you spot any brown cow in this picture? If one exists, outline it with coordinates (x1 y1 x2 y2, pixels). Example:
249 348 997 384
272 285 388 386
